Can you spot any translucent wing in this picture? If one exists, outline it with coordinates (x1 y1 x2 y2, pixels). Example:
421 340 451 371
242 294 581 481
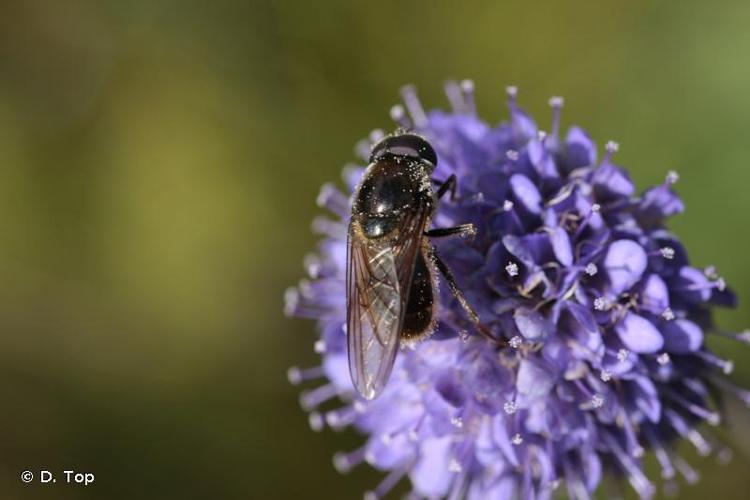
346 205 430 400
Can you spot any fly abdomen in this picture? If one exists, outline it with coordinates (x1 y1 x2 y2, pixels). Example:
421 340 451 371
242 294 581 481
401 250 435 340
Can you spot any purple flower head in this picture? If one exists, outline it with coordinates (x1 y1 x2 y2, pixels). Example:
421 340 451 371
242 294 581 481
285 81 749 499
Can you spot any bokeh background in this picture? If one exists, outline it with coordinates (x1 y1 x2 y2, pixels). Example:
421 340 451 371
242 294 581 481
0 0 749 498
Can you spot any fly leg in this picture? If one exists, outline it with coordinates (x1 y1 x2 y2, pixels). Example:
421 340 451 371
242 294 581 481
432 174 457 201
425 224 475 239
429 175 475 239
431 247 506 346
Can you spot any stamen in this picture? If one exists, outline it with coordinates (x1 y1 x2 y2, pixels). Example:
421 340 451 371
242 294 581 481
325 406 357 430
563 458 591 500
364 466 409 500
506 85 518 101
604 141 619 163
659 247 675 259
316 182 350 217
512 433 524 445
503 401 518 415
400 85 428 127
695 350 734 375
717 447 733 465
591 394 604 409
369 129 385 143
603 434 656 499
448 458 463 473
460 79 476 115
506 149 519 161
333 445 367 474
548 96 564 139
619 413 645 458
355 138 372 160
645 429 676 479
314 339 327 353
585 263 598 276
537 130 548 142
656 353 671 366
287 365 325 385
283 287 300 317
661 308 675 321
389 104 410 128
665 170 679 185
509 336 523 349
299 383 339 411
505 261 519 277
311 216 347 239
672 454 699 484
444 80 465 114
284 286 327 319
686 429 712 457
308 411 324 432
451 416 464 428
704 265 718 279
600 370 612 382
709 373 750 406
590 203 601 213
303 254 322 279
503 199 515 211
593 297 609 311
617 349 630 363
666 391 720 425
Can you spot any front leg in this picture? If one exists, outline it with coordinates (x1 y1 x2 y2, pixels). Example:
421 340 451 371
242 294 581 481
425 223 476 239
432 174 457 202
431 247 506 346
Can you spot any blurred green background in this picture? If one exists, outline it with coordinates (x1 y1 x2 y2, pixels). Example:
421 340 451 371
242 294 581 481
0 0 749 498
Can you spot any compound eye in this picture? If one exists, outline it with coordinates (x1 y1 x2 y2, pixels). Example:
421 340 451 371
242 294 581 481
370 133 438 167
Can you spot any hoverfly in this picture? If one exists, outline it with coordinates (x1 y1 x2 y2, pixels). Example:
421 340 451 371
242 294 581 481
347 131 491 400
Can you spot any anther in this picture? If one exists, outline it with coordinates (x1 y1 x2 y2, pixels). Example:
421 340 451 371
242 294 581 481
590 203 601 213
600 370 612 382
506 85 518 100
314 339 327 353
660 247 675 259
593 297 608 311
460 79 476 115
505 261 519 277
617 349 630 362
389 104 410 127
549 96 564 138
657 353 671 365
503 401 518 415
287 365 324 385
662 308 675 321
585 263 598 276
605 140 619 154
696 351 734 375
704 265 718 279
400 85 428 127
369 129 385 143
511 433 524 445
548 96 564 108
506 149 519 161
309 412 324 432
503 200 515 211
591 394 604 408
509 336 523 349
448 458 463 473
666 170 679 185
